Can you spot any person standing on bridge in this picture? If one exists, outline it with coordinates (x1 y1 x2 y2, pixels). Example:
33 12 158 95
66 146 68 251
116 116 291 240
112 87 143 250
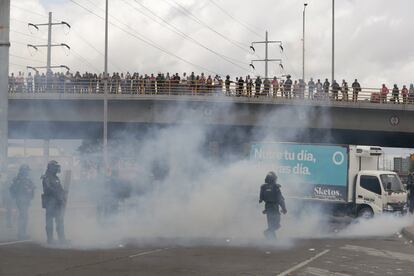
323 78 330 100
308 78 315 99
298 79 306 99
408 84 414 104
9 165 35 240
263 78 271 97
255 76 262 97
380 84 389 104
315 79 323 100
34 72 41 93
246 75 253 97
352 79 361 102
259 172 287 240
341 80 349 101
26 72 33 93
391 84 400 104
401 85 408 104
8 73 15 93
272 77 279 98
331 80 340 101
41 161 68 245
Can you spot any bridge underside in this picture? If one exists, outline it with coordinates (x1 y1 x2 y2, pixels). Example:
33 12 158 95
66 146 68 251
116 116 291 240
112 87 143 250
9 121 414 149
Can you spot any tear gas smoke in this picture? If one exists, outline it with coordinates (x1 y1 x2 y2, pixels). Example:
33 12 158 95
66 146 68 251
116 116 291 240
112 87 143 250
0 101 411 249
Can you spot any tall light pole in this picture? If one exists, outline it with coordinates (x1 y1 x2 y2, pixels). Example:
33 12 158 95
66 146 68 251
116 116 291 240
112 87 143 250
0 0 10 172
103 0 108 171
302 3 308 81
332 0 335 83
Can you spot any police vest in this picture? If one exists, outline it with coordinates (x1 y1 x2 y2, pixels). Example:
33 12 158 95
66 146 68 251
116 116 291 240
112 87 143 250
261 183 280 203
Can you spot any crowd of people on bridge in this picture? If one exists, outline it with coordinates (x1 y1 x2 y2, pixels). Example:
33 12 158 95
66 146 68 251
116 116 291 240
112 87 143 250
7 71 414 104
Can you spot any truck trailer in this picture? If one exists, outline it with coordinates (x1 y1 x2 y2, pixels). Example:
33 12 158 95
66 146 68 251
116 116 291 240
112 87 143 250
250 143 408 217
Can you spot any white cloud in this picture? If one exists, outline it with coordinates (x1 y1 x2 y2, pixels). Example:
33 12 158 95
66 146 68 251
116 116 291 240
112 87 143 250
8 0 414 87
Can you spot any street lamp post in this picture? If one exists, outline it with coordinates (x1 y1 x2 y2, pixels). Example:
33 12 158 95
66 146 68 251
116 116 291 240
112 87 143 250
332 0 335 83
104 0 108 171
302 3 308 81
0 0 10 172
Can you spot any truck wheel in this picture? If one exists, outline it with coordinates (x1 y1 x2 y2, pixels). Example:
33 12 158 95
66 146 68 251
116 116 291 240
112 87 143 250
358 207 374 219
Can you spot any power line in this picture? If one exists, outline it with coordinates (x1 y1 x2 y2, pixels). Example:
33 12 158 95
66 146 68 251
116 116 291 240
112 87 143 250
123 0 250 72
164 0 250 53
10 29 48 42
10 0 109 72
81 0 222 73
207 0 263 38
10 4 49 18
9 62 29 68
86 0 259 61
12 2 124 72
70 29 126 72
27 12 71 76
11 1 110 72
68 0 217 74
70 48 101 72
10 40 28 47
11 38 98 73
10 17 30 25
10 54 44 63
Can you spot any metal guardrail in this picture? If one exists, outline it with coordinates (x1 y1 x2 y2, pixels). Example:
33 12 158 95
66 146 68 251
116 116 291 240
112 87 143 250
7 80 414 105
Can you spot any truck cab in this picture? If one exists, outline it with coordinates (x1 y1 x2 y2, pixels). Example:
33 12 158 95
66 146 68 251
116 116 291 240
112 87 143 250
350 146 408 217
355 171 407 217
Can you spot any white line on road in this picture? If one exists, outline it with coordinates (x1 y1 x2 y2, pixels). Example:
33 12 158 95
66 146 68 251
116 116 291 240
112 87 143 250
303 267 350 276
0 240 31 246
129 247 170 258
276 249 330 276
341 245 414 263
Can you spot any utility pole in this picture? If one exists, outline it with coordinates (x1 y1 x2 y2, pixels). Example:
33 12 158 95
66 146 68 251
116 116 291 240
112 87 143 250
332 0 335 83
250 31 284 80
28 12 70 87
27 12 70 164
0 0 10 172
302 3 308 81
103 0 109 172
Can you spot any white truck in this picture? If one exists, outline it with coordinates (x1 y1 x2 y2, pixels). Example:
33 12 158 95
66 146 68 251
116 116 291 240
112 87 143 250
250 143 408 217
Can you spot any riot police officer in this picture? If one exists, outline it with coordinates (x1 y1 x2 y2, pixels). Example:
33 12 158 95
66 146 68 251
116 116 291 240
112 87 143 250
41 160 67 244
259 172 287 240
9 165 35 239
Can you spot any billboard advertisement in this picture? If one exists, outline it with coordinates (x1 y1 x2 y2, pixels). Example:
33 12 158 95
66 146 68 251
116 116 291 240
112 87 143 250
251 143 348 201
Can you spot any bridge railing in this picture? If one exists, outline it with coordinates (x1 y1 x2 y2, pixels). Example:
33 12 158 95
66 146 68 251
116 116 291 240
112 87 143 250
7 80 414 104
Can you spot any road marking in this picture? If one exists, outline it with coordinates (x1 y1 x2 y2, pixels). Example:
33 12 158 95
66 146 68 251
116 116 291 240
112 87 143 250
38 247 171 275
276 249 330 276
341 245 414 263
129 247 169 258
303 267 350 276
0 240 31 246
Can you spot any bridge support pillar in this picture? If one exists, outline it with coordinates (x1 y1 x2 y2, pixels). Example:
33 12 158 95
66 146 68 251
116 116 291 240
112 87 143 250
0 0 10 172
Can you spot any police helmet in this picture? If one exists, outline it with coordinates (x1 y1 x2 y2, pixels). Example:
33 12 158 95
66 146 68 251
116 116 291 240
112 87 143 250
19 164 30 175
47 160 61 174
265 171 277 184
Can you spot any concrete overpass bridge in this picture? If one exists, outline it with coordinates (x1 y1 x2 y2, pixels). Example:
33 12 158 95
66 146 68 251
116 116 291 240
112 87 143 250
7 93 414 148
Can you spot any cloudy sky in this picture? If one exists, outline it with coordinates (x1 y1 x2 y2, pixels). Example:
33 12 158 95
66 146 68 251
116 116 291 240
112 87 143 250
8 0 414 87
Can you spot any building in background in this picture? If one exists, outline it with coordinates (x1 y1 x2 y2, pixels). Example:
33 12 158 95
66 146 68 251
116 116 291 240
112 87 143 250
393 155 414 184
394 157 411 174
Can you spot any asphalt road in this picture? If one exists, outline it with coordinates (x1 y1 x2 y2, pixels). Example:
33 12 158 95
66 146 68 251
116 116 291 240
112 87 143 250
1 234 413 276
